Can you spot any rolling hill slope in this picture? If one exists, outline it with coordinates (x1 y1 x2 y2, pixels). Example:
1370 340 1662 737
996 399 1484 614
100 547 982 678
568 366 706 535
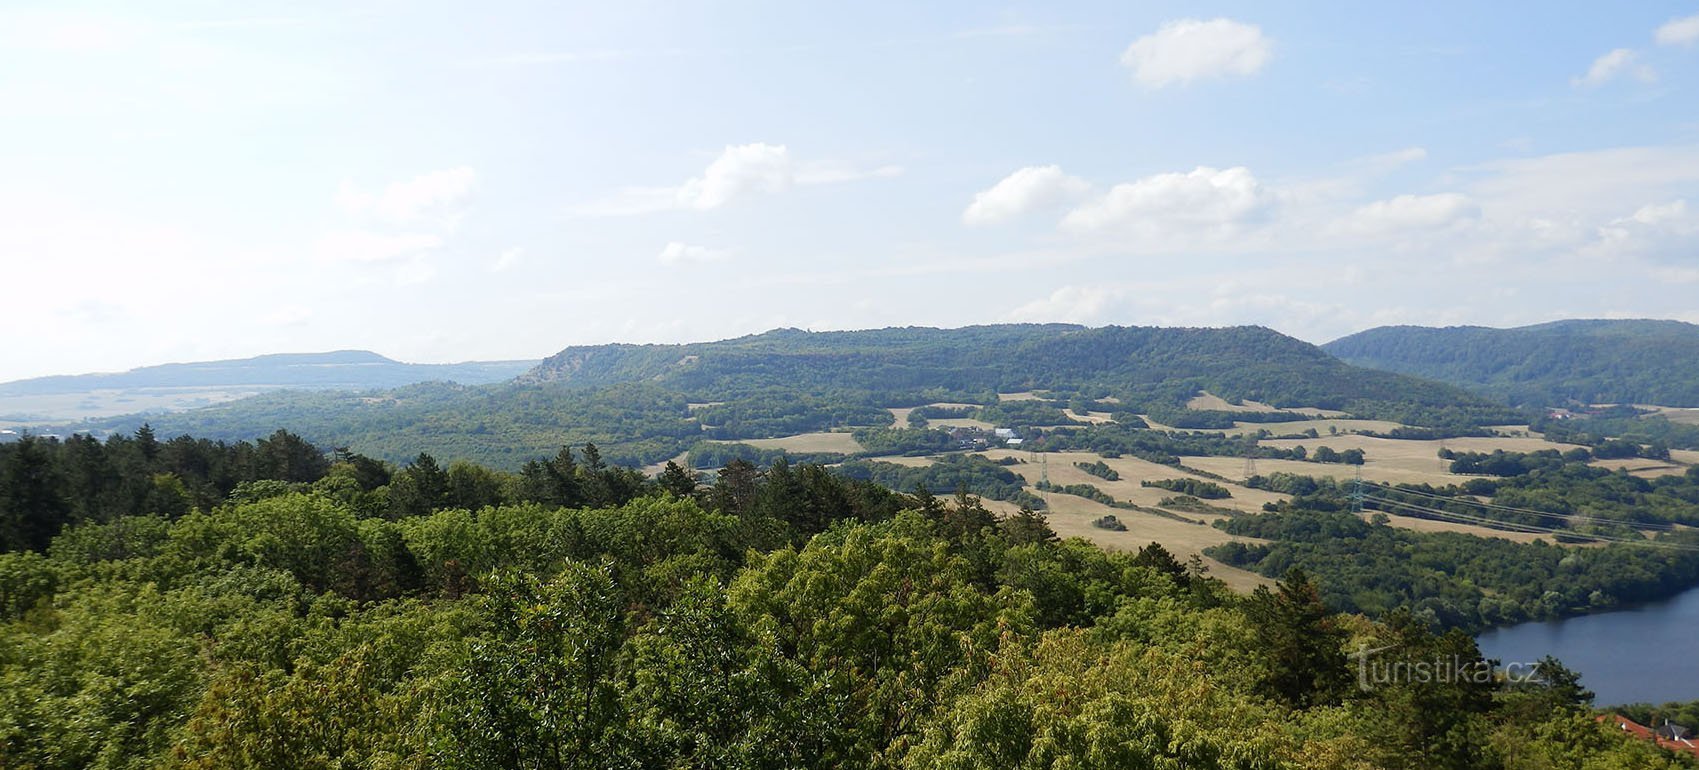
73 324 1513 466
1324 319 1699 407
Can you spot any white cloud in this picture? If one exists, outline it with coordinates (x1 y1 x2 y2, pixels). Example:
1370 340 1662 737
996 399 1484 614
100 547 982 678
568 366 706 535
1656 14 1699 46
578 144 901 217
1592 199 1696 260
314 230 442 263
1354 146 1428 173
962 165 1090 226
1343 193 1480 235
1061 166 1273 239
1006 285 1126 324
1120 18 1270 88
657 241 731 264
491 247 524 272
336 167 476 224
1572 48 1655 87
677 143 793 210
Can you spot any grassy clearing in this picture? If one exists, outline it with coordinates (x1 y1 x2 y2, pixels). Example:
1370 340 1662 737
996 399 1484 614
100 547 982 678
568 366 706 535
997 391 1043 402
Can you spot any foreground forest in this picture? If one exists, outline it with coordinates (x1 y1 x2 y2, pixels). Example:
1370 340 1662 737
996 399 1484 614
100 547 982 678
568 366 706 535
3 430 1697 768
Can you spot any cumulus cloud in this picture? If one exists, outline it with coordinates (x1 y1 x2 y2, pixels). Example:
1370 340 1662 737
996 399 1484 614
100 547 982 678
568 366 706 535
1592 199 1696 260
313 230 442 263
336 166 476 224
1572 48 1655 87
657 241 731 264
1343 193 1480 235
1006 285 1126 324
1061 166 1274 239
677 143 793 210
1656 14 1699 46
962 165 1090 226
491 247 524 272
579 143 902 216
1120 18 1270 88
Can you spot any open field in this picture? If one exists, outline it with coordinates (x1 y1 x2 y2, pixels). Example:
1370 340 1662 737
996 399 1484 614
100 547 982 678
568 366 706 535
977 495 1272 591
887 405 995 430
1591 458 1691 478
1187 392 1279 412
1220 418 1406 437
997 391 1043 402
740 431 865 454
1183 434 1588 487
987 449 1288 515
1355 510 1552 544
1635 405 1699 425
641 451 691 476
872 455 937 467
1185 391 1348 418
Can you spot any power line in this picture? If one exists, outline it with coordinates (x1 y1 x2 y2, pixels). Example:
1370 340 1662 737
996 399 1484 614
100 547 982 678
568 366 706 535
1361 495 1699 552
1360 480 1683 533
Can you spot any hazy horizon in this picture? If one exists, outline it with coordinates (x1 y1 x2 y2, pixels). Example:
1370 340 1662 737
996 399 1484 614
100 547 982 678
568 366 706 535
5 1 1699 382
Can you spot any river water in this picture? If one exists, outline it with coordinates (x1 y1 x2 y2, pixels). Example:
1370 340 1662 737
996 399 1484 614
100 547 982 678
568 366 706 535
1475 586 1699 706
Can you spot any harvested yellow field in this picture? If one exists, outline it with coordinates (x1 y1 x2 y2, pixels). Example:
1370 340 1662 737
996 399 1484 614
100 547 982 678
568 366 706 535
1186 391 1348 418
740 432 865 454
997 391 1044 401
985 449 1287 515
1356 511 1551 544
888 404 995 430
1069 410 1118 424
1591 458 1690 478
1671 449 1699 465
1220 418 1405 437
875 455 938 467
641 451 690 476
1636 406 1699 425
1182 434 1588 487
1187 391 1279 412
977 496 1272 591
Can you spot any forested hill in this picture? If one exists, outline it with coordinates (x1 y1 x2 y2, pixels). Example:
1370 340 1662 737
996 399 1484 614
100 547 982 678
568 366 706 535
0 350 535 396
68 324 1513 468
1324 319 1699 407
524 324 1490 412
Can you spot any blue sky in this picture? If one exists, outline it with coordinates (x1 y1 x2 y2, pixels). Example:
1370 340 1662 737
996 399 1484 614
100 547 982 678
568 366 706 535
3 1 1698 381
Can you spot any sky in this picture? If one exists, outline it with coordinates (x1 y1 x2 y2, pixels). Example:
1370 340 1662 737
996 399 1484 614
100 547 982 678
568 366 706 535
3 1 1699 382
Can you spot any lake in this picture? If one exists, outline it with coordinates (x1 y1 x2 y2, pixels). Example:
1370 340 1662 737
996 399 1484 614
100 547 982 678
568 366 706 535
1476 586 1699 706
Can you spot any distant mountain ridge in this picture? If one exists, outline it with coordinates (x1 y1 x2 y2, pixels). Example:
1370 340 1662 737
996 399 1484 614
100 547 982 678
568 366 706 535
521 323 1488 414
0 350 536 397
1323 319 1699 407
